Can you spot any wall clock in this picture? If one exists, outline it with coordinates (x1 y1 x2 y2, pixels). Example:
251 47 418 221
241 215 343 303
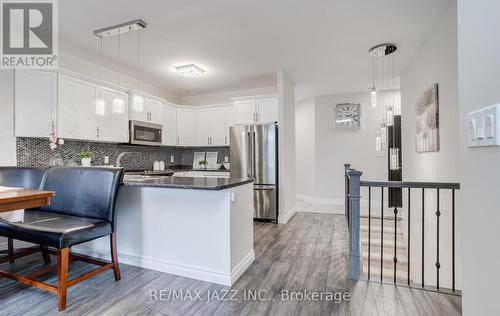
334 103 361 129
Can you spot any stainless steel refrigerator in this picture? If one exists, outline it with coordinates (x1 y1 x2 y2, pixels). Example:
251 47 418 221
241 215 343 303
230 123 278 221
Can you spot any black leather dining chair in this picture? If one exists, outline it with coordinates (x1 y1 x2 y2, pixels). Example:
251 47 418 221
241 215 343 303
0 167 49 263
0 167 123 311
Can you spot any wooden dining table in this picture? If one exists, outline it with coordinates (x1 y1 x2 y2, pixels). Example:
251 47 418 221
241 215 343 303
0 188 54 213
0 188 54 264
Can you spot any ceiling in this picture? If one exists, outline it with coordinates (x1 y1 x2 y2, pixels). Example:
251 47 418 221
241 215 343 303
59 0 454 101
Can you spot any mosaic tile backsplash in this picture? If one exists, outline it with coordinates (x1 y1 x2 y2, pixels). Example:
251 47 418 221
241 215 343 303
17 138 230 171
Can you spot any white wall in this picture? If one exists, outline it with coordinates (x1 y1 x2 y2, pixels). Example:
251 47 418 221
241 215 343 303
0 70 17 166
277 70 296 223
295 97 316 197
458 0 500 314
295 91 394 208
400 1 460 290
181 86 277 106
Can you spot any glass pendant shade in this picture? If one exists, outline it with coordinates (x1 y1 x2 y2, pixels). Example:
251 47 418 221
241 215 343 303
370 87 377 108
133 95 144 113
112 98 125 114
381 126 387 143
390 148 400 170
95 99 105 116
375 135 382 152
386 108 394 126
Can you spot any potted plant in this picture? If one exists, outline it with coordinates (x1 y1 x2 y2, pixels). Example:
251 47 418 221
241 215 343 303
198 159 208 170
77 150 95 167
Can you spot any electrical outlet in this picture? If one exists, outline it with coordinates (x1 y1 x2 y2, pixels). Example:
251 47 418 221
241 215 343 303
104 156 109 164
224 156 229 163
170 155 175 163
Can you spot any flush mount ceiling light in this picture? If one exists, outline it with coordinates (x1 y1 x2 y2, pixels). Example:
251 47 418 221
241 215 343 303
175 64 206 77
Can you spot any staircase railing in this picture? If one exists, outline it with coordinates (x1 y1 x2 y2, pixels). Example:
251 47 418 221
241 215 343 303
345 164 460 294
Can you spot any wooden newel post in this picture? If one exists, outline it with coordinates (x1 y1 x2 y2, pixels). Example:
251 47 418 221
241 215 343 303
344 164 351 220
347 169 362 280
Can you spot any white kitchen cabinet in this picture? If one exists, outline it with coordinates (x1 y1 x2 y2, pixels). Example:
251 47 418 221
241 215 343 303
14 70 57 138
223 107 234 145
256 98 279 123
210 108 227 146
196 110 212 146
58 75 99 141
233 97 278 125
162 104 177 146
144 98 162 124
234 99 257 125
130 94 163 124
177 109 197 146
194 107 233 146
97 87 129 142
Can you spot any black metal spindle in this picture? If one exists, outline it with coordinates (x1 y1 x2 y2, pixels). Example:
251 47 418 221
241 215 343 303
381 187 384 282
452 189 456 292
393 206 398 283
407 187 411 285
368 186 372 279
422 188 425 287
436 189 441 290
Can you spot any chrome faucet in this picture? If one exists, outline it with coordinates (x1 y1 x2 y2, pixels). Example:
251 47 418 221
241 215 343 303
116 152 139 168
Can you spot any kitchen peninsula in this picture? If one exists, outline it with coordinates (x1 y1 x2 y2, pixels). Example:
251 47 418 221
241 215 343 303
74 176 254 286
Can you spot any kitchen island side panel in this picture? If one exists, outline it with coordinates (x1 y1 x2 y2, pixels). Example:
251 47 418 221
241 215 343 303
73 183 254 286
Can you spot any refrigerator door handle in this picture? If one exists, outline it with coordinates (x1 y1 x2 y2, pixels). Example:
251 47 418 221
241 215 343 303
247 131 252 178
252 130 257 180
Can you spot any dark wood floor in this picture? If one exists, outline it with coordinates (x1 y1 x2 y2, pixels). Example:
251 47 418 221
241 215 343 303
0 212 461 315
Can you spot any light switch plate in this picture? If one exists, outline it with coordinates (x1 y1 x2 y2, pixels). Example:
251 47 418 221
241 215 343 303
224 156 229 163
467 104 500 147
170 155 175 163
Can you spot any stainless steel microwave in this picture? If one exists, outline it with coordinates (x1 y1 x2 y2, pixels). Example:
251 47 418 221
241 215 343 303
129 120 162 146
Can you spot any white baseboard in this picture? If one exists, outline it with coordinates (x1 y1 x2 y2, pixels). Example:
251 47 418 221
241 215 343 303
278 206 297 224
72 245 254 287
230 251 255 284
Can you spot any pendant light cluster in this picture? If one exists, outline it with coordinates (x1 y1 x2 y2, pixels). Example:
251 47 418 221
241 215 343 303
369 43 400 170
93 20 147 116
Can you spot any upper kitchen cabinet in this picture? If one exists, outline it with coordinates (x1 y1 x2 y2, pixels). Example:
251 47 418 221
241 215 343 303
233 96 278 125
14 70 57 138
195 109 212 146
256 97 279 124
194 107 234 146
97 87 129 142
162 104 177 146
233 99 256 125
58 74 100 141
224 107 235 145
176 108 197 146
130 92 163 124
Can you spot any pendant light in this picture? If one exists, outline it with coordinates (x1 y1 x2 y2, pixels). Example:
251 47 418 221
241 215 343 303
95 37 105 116
112 29 125 114
369 43 398 152
381 124 387 143
370 54 377 107
375 133 382 152
133 28 144 113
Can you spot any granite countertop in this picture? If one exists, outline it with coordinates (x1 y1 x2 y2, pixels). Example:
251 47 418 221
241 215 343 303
122 176 252 190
